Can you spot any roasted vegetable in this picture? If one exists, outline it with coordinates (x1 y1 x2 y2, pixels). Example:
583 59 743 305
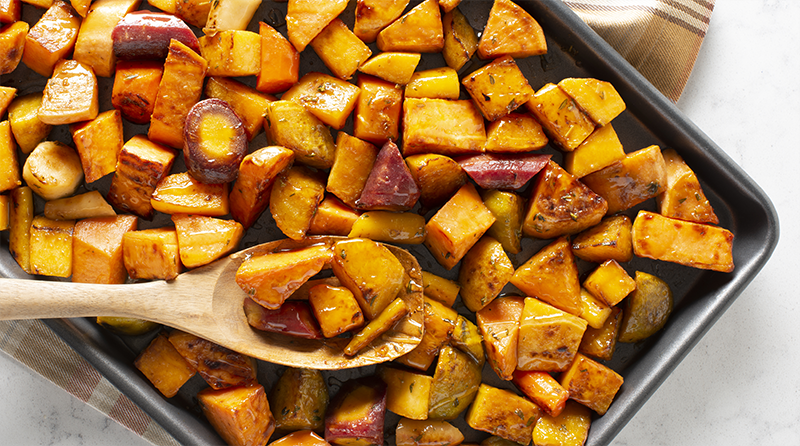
618 271 674 343
198 384 275 446
183 98 247 184
112 10 199 60
23 141 83 201
269 367 329 433
355 140 420 212
324 376 386 446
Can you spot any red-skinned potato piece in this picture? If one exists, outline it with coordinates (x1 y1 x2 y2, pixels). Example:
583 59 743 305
183 98 247 184
243 298 323 340
355 140 420 211
112 11 200 60
325 376 387 446
457 153 551 190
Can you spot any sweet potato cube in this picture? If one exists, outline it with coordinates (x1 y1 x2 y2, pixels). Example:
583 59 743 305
476 296 524 380
427 345 481 420
122 227 181 280
353 74 403 145
425 182 495 270
517 297 588 372
151 172 229 216
168 330 257 389
244 299 323 340
69 110 123 183
405 153 466 209
171 214 243 269
560 353 623 415
571 214 633 263
29 215 74 277
353 0 409 43
175 0 210 28
579 306 622 361
270 166 326 240
558 77 626 126
282 72 361 130
576 287 612 330
396 418 464 446
285 0 348 52
199 29 261 77
198 384 275 446
8 93 51 154
267 100 336 169
0 121 20 193
463 56 533 121
38 59 98 125
378 365 433 420
229 146 294 229
0 86 15 116
310 18 372 80
348 211 426 245
532 400 592 446
483 112 548 153
344 297 408 356
70 0 90 16
510 237 581 315
582 144 668 214
72 214 138 284
149 40 208 149
402 98 486 156
465 384 540 444
73 0 141 77
257 22 299 94
377 0 444 53
332 238 405 320
309 284 365 338
0 195 8 231
325 376 386 446
405 67 460 100
326 132 378 208
657 148 719 224
134 333 196 398
526 83 595 151
481 189 524 255
359 52 421 85
513 370 568 418
22 1 80 77
269 367 329 434
0 0 20 23
421 271 460 307
632 210 734 272
355 140 420 212
563 124 625 178
308 195 361 236
478 0 547 59
205 76 274 140
584 259 636 307
396 296 457 371
8 187 33 273
459 236 514 312
269 431 329 446
0 21 26 75
111 60 163 125
442 7 477 71
107 135 176 219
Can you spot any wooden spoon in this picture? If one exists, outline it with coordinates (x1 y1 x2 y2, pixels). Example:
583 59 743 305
0 237 425 370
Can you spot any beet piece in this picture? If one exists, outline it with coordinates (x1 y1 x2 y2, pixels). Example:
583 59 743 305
243 298 323 340
112 11 200 61
457 153 551 190
355 140 420 211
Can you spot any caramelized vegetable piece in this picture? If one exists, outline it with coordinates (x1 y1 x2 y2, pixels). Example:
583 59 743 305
198 384 275 446
478 0 547 59
631 210 734 272
282 72 361 130
396 418 464 446
402 98 486 157
22 1 80 77
0 21 27 75
151 172 229 216
563 124 625 178
483 112 548 153
476 296 524 380
229 146 294 229
96 316 158 335
354 74 403 145
558 77 626 126
359 52 421 85
244 298 323 340
269 430 330 446
38 59 98 125
405 153 466 209
405 67 459 100
428 345 482 420
0 87 17 120
324 376 387 446
442 7 478 71
526 83 595 151
168 330 257 390
463 55 534 121
308 196 361 236
397 296 457 371
111 60 163 125
203 0 261 33
270 166 326 240
0 121 19 193
571 214 633 263
517 297 588 372
175 0 211 28
348 211 426 244
450 314 484 365
257 22 300 94
73 0 141 77
560 353 623 415
378 365 433 420
171 214 243 269
286 0 348 52
326 132 378 208
0 0 21 27
583 259 636 307
205 76 274 141
459 236 514 312
310 18 372 80
269 367 329 433
355 140 420 212
579 306 622 361
511 236 581 315
199 29 261 77
353 0 409 43
22 141 83 201
72 215 138 284
377 0 444 53
576 287 612 330
29 216 74 277
513 370 569 418
618 271 674 343
458 153 550 190
481 189 524 254
183 98 247 184
466 384 540 444
657 148 719 224
8 93 52 154
309 284 365 338
112 10 199 60
107 135 177 219
267 100 336 169
344 297 408 356
69 110 124 183
8 187 33 273
135 333 196 398
236 245 333 310
122 227 181 280
531 400 592 446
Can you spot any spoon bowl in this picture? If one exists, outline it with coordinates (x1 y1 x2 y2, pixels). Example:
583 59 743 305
0 237 425 369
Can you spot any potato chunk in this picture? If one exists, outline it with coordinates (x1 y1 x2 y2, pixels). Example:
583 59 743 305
326 132 378 208
198 384 275 446
405 153 466 209
267 100 335 169
511 236 581 315
657 148 719 224
378 365 433 420
38 59 99 125
405 67 461 100
481 189 524 254
396 419 464 446
376 0 444 53
478 0 547 59
583 259 636 307
112 60 163 125
427 345 481 420
512 370 569 418
563 124 625 178
354 74 403 145
8 187 33 273
579 306 622 361
396 296 457 371
205 76 274 141
517 297 588 372
199 29 261 77
402 98 486 156
462 55 534 121
310 18 371 80
308 196 361 236
618 271 674 342
359 52 420 85
560 353 623 415
531 401 591 446
465 384 540 444
483 112 548 153
348 211 426 245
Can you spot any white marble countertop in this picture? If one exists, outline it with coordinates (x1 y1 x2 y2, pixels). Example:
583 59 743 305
1 1 798 445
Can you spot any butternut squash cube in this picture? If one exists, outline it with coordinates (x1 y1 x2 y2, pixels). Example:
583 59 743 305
111 60 163 125
560 353 623 415
8 186 33 273
308 195 361 236
563 124 625 178
270 166 326 240
353 0 409 43
0 86 15 116
483 112 548 153
149 39 208 149
169 330 257 390
344 297 408 356
122 227 181 280
476 296 524 380
269 367 329 434
442 7 478 71
359 52 421 85
198 384 275 446
8 93 51 154
396 296 457 371
463 55 533 121
354 74 403 145
151 172 229 216
571 214 633 263
402 98 486 156
348 211 425 245
582 145 668 214
526 83 595 151
377 0 444 53
396 418 464 446
459 236 514 312
282 72 361 130
657 148 719 224
531 400 592 446
632 210 734 272
107 135 177 219
579 306 622 361
266 100 336 169
405 67 461 100
199 29 261 77
38 59 98 125
405 153 466 209
512 370 569 418
421 270 460 307
0 0 20 23
29 215 74 277
510 237 581 315
576 287 612 330
478 0 546 59
517 297 588 372
175 0 210 28
326 132 378 208
481 189 524 254
0 120 20 193
256 22 299 94
69 109 123 183
285 0 348 52
583 259 636 307
0 21 27 75
310 18 372 80
73 0 141 77
465 384 540 444
72 214 138 284
205 77 274 141
0 195 8 231
171 214 243 269
378 365 433 420
229 145 294 229
309 284 365 338
558 77 626 126
22 1 80 77
134 333 196 398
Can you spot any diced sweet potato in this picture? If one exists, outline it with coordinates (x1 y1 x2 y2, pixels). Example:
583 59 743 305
8 187 33 273
476 296 524 380
205 76 274 141
483 112 548 153
571 214 633 263
308 195 361 236
353 0 409 43
359 52 421 85
465 384 540 444
122 227 181 280
0 0 20 23
583 259 636 307
175 0 211 28
396 419 464 446
563 124 625 178
657 148 719 224
111 10 199 60
353 74 403 145
266 100 336 169
579 306 622 361
558 77 626 126
324 376 387 446
309 284 365 338
38 59 98 125
459 236 514 312
421 270 460 308
8 93 51 154
22 1 80 77
73 0 141 77
531 401 592 446
269 431 330 446
442 7 477 71
257 22 299 94
229 146 294 229
326 132 378 208
198 384 275 446
111 60 163 125
378 365 433 420
427 345 481 420
463 55 533 121
282 72 361 130
244 298 323 340
169 330 257 390
269 166 326 240
396 296 457 371
151 172 229 216
512 370 569 418
355 140 420 212
0 120 20 193
0 20 26 75
481 189 524 255
517 297 588 372
402 98 486 156
72 215 138 284
70 109 124 183
344 297 408 356
199 29 261 77
526 83 595 151
405 67 460 100
29 215 74 278
171 214 243 269
22 141 84 200
348 211 426 244
134 333 196 398
510 237 581 315
269 367 329 433
310 18 372 80
377 0 444 53
405 153 466 210
0 86 15 116
576 287 612 330
478 0 546 59
560 353 623 415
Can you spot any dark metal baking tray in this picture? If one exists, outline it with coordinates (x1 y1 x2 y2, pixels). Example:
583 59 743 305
0 1 779 445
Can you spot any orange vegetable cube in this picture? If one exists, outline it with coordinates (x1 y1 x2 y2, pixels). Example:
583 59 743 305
579 306 622 361
269 166 326 240
378 365 433 420
0 21 26 75
205 76 274 141
512 370 569 417
532 401 592 446
229 146 294 229
476 296 524 380
576 287 612 330
151 172 229 217
310 18 372 80
465 384 540 444
458 236 514 312
353 0 409 43
29 215 74 277
571 214 633 264
308 284 365 338
517 297 588 372
402 98 486 157
111 60 163 125
282 72 361 130
198 384 275 446
199 29 261 77
326 132 378 208
0 0 20 23
563 124 625 178
171 214 243 269
0 120 20 193
583 259 637 307
134 333 196 398
285 0 348 52
657 148 719 224
69 109 123 183
122 227 181 280
483 112 548 153
72 215 138 284
107 135 177 219
560 353 624 415
8 186 33 273
511 236 581 315
308 195 361 236
420 271 460 307
256 22 299 94
376 0 443 53
22 1 80 77
526 83 595 151
462 55 533 121
478 0 547 59
354 74 403 145
558 77 626 126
